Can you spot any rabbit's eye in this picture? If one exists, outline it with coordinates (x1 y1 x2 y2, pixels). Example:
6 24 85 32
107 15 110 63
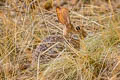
76 26 80 31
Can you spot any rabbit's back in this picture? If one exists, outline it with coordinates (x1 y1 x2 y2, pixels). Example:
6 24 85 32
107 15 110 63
32 35 65 64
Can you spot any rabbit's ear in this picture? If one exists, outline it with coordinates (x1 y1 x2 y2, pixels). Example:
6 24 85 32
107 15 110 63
56 7 71 26
63 24 73 36
63 27 68 36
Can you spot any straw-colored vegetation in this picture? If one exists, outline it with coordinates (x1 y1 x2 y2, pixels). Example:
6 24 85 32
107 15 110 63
0 0 120 80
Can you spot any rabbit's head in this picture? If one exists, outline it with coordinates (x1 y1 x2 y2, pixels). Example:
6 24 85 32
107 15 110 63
56 6 87 38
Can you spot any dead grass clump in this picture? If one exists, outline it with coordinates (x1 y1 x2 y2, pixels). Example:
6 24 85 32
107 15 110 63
0 0 120 80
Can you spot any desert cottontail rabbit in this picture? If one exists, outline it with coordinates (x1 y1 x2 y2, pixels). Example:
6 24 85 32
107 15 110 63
32 7 87 65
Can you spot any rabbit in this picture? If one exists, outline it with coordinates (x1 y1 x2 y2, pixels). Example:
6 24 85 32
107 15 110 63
32 6 87 66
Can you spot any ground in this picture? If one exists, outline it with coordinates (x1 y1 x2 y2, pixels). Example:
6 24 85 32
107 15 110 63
0 0 120 80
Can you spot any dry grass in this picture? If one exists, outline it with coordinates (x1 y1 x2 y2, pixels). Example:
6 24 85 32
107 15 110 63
0 0 120 80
